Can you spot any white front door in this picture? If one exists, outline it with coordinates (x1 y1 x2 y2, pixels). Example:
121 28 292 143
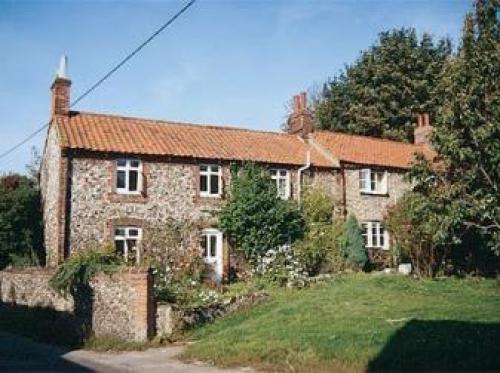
201 229 223 282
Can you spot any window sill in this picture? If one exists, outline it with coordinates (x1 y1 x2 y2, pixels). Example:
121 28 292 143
199 193 222 199
366 246 390 251
195 194 225 205
360 191 389 197
106 192 148 204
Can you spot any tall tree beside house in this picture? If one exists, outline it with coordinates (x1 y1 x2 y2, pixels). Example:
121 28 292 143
0 174 43 268
219 163 304 262
314 28 452 142
410 0 500 258
341 214 368 270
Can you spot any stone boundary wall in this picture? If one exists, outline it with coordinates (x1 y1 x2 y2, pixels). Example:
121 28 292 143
0 267 154 342
156 291 268 338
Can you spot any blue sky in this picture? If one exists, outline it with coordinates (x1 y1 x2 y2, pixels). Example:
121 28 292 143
0 0 471 172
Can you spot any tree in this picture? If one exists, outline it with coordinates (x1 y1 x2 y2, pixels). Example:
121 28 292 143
315 28 452 142
0 174 43 268
25 146 41 181
410 0 500 255
219 163 304 262
341 214 368 270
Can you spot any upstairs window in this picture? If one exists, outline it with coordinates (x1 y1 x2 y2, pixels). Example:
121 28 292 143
270 169 290 199
361 222 388 250
116 159 142 194
200 165 221 197
114 226 142 263
359 169 387 194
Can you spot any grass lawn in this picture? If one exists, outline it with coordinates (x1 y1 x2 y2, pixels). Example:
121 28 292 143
182 274 500 372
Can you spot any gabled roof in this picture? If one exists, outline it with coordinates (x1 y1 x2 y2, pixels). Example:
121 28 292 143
312 130 435 169
54 112 332 167
53 111 434 170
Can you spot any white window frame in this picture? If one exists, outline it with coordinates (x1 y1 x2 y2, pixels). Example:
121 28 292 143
270 169 290 199
359 168 388 195
114 226 142 264
361 221 389 250
199 164 222 197
116 158 142 195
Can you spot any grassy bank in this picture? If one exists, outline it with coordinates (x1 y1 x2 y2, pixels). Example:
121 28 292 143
183 274 500 372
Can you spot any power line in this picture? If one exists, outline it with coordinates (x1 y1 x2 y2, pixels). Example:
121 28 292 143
0 0 197 161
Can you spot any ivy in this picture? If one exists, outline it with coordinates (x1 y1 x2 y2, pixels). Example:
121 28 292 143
50 243 123 296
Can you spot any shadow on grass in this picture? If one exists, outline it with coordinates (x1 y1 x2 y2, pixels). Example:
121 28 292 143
368 319 500 372
0 301 91 371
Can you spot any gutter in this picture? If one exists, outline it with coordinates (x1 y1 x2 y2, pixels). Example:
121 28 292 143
297 150 311 205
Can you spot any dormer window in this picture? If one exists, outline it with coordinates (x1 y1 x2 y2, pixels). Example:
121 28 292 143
270 169 290 199
359 169 387 195
200 164 222 197
116 158 142 194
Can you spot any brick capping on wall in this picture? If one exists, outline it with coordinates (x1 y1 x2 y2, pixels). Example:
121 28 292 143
0 267 155 342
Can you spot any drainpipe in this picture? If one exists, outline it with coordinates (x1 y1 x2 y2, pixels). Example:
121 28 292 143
297 150 311 206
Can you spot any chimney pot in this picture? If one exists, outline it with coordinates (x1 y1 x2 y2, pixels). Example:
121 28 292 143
50 55 71 118
57 55 68 79
423 112 430 127
287 91 313 137
414 112 432 146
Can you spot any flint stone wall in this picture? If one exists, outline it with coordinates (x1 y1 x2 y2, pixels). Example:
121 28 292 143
0 267 154 342
39 125 62 267
344 167 409 221
67 157 226 252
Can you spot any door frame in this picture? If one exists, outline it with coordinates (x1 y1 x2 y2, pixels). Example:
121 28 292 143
201 228 223 281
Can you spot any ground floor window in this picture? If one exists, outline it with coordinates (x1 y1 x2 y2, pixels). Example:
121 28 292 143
361 221 388 250
114 226 142 264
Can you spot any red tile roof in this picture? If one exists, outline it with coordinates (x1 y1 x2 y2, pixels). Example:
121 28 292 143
54 112 332 167
53 112 434 169
312 130 435 169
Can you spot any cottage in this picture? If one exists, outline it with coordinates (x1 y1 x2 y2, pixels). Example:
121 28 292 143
40 59 434 279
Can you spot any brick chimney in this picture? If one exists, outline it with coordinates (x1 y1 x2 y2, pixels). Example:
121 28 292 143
287 92 313 137
414 113 432 146
50 55 71 117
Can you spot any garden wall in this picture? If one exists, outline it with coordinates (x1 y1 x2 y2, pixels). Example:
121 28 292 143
0 267 154 342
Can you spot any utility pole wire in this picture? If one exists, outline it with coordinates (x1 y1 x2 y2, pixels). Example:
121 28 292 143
0 0 197 161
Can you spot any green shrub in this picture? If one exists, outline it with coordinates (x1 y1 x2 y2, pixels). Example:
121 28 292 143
293 186 344 275
0 174 43 268
50 243 123 296
219 163 304 262
384 191 452 277
342 214 368 270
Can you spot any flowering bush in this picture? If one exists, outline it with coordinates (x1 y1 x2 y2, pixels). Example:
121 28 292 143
141 218 221 305
254 245 308 288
